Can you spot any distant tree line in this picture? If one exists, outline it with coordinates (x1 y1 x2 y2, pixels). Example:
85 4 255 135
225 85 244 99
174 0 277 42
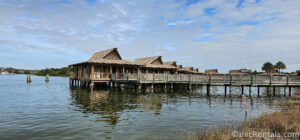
262 61 286 74
3 67 71 77
36 67 71 77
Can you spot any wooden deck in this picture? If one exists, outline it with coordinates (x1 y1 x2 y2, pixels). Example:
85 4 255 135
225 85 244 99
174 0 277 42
70 73 300 87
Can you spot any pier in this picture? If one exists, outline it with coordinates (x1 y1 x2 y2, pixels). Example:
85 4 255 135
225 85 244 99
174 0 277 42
69 48 300 93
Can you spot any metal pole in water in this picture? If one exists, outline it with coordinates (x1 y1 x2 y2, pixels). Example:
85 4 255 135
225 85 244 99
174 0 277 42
27 74 32 83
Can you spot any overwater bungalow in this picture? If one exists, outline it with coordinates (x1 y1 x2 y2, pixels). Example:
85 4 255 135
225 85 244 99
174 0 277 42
69 48 300 92
69 48 141 83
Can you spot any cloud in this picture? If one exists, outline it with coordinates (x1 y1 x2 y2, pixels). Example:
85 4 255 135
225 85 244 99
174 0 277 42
0 0 299 72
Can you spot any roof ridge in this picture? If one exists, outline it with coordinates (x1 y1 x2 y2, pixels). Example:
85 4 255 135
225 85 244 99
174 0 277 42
135 56 161 60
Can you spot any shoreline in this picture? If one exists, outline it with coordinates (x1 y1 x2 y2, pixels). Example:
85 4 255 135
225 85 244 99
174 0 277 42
183 92 300 140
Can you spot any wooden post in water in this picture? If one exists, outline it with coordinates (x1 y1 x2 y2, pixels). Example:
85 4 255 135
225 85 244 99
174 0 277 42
249 86 252 96
45 75 49 82
284 86 286 96
229 74 232 96
224 85 227 96
242 85 244 95
273 86 276 96
289 86 292 96
249 75 253 96
207 74 211 96
207 84 210 96
27 74 32 83
257 86 260 97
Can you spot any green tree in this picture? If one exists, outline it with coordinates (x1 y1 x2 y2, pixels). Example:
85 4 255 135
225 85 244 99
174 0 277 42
275 61 286 74
262 62 275 74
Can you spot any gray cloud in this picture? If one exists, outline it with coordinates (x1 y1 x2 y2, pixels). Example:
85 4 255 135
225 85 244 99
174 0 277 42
0 0 299 72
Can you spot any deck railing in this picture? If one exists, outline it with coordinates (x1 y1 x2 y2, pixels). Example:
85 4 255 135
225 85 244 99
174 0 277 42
70 72 300 86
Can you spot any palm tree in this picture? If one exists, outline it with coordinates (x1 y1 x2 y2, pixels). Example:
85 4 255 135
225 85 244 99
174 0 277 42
275 61 286 74
262 62 275 74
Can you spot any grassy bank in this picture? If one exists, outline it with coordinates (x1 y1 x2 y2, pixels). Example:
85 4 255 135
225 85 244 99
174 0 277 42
182 92 300 140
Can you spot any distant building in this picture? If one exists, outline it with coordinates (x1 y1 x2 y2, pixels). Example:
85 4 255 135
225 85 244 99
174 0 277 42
240 68 253 73
229 68 253 74
204 69 219 74
0 68 9 74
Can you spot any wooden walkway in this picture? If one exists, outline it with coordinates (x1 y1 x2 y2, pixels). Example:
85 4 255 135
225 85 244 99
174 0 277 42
70 73 300 87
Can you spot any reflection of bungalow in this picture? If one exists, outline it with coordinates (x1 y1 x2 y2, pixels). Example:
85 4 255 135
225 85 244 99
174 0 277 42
204 69 220 74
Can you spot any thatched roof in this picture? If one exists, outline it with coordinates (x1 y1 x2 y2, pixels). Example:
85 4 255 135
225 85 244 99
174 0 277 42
204 69 220 74
135 56 162 65
163 61 177 66
88 48 121 61
70 48 139 66
258 72 287 76
183 67 193 71
228 69 244 74
135 56 176 69
176 65 182 68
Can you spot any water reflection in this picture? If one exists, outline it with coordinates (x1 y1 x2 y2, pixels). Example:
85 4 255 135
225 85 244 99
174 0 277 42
2 75 300 140
69 87 295 128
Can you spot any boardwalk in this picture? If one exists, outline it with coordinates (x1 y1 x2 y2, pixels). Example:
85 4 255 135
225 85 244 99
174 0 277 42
70 73 300 87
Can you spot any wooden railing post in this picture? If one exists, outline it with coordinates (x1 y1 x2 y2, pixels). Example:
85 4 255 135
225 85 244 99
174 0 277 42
286 75 289 86
209 74 212 85
269 74 272 86
153 73 155 83
166 72 169 82
250 75 253 86
230 74 232 85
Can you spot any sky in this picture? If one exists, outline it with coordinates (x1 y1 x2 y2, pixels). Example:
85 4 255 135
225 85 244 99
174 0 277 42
0 0 300 73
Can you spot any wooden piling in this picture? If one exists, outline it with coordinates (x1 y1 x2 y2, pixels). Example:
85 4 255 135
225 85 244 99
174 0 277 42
27 74 32 83
45 75 49 82
242 85 244 95
224 85 227 96
207 84 210 96
249 86 252 96
257 86 260 97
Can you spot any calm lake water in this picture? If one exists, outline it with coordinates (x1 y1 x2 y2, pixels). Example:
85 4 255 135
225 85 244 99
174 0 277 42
0 75 298 140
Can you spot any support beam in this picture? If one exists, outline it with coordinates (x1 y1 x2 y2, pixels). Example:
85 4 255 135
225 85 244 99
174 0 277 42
249 86 252 96
207 84 210 96
242 85 244 95
229 86 232 97
257 86 259 97
224 85 227 96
